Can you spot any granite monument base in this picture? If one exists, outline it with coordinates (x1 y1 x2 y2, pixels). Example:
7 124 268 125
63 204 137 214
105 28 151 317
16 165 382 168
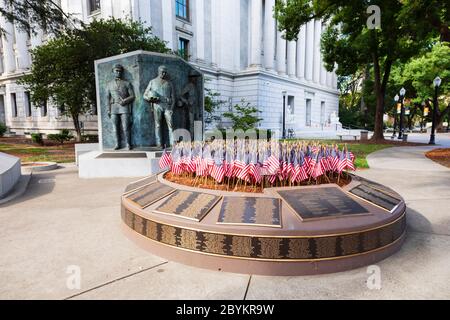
121 173 406 276
78 150 164 178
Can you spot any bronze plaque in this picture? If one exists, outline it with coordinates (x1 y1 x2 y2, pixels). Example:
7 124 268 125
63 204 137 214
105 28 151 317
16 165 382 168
218 197 282 228
154 191 221 222
126 182 175 208
277 186 369 221
349 183 401 212
124 175 157 194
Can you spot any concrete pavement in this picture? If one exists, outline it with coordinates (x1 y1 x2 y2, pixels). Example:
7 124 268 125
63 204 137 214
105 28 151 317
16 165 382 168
0 134 449 299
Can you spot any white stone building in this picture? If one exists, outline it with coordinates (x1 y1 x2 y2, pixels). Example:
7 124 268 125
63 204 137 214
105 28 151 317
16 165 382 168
0 0 339 137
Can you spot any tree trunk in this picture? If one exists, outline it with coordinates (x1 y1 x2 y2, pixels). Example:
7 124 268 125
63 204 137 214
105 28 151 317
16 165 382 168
372 91 386 140
370 53 393 142
71 113 82 142
436 103 450 130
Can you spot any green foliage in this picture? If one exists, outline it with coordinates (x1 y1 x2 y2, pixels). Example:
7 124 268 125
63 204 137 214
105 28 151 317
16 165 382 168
204 83 225 126
391 42 450 103
274 0 448 140
47 129 73 145
0 123 6 137
19 18 170 141
223 100 263 131
0 0 69 36
31 133 44 145
81 134 99 143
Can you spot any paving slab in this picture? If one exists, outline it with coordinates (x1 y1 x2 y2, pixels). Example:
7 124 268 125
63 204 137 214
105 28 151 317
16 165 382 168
71 262 250 300
246 231 450 300
1 143 449 300
0 165 165 299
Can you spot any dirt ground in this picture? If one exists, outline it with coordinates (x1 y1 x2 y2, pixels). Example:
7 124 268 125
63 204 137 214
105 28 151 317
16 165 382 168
164 171 352 193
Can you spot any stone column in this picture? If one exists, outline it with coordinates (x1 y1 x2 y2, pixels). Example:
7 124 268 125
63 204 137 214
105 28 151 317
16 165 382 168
196 0 205 62
14 28 30 70
0 20 15 74
263 0 275 71
162 0 174 50
313 19 322 83
276 29 286 75
305 20 314 81
326 71 333 88
296 25 306 79
250 0 262 67
30 29 43 49
287 40 296 78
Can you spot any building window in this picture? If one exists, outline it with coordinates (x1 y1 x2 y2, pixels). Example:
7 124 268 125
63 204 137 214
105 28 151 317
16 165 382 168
320 101 325 125
178 38 189 60
176 0 189 20
11 93 17 117
89 0 101 14
25 92 32 117
41 100 48 117
305 99 311 127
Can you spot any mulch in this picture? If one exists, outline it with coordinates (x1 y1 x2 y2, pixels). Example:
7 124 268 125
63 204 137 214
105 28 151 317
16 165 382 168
425 148 450 168
164 172 352 194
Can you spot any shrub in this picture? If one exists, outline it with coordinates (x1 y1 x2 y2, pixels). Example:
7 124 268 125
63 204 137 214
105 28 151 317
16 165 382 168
47 129 74 145
0 123 6 137
81 134 99 143
31 133 44 145
223 99 263 131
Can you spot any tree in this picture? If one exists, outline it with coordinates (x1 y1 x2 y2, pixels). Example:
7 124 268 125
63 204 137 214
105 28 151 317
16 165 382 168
0 0 71 35
275 0 447 141
223 100 263 131
204 85 225 127
19 18 170 141
391 42 450 129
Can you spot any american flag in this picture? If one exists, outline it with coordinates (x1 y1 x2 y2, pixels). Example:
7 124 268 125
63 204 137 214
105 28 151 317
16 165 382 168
159 149 172 169
162 140 357 186
345 151 356 171
336 150 347 173
170 146 183 175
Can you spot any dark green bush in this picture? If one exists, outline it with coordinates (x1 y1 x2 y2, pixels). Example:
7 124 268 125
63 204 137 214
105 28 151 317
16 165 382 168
31 133 44 145
47 129 74 145
0 123 6 137
81 134 99 143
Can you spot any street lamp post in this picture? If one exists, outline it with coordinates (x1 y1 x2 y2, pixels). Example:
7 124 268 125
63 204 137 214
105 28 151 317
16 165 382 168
421 102 426 132
282 91 287 140
392 94 399 139
398 88 406 140
429 76 442 145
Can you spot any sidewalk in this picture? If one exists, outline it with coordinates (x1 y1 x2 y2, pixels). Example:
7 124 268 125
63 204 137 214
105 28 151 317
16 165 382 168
0 143 449 299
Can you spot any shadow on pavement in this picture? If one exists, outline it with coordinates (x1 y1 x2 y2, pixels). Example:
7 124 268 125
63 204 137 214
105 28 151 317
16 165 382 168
0 172 56 208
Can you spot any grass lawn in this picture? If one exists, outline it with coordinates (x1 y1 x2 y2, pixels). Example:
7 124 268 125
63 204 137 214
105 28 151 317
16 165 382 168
0 136 419 168
0 138 75 163
340 143 392 169
284 138 424 169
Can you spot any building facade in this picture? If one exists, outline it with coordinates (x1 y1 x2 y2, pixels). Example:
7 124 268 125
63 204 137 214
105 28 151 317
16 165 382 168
0 0 340 137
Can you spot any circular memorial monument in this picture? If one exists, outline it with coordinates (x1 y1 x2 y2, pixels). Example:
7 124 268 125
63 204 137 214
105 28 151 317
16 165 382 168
121 141 406 276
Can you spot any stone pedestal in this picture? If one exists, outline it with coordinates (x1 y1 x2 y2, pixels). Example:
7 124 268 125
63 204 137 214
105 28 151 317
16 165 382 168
78 151 164 178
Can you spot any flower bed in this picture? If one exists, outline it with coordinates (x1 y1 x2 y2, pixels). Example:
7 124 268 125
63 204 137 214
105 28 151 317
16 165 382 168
160 140 356 191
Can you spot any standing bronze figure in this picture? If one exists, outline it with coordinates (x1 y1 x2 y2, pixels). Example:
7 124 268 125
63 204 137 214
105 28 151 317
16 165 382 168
107 64 135 150
144 65 176 147
180 72 199 135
